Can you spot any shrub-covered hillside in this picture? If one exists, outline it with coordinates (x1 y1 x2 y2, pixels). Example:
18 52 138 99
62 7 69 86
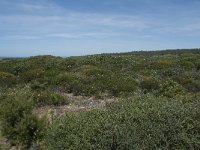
1 49 200 97
0 49 200 149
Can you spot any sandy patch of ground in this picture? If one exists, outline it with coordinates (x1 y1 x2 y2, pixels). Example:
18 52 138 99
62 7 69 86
34 93 116 120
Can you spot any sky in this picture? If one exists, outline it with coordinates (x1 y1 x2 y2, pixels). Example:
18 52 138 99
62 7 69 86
0 0 200 57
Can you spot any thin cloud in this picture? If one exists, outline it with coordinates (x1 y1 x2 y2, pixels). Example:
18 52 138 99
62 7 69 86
46 32 120 39
0 12 152 40
19 3 48 10
0 35 41 40
151 16 200 36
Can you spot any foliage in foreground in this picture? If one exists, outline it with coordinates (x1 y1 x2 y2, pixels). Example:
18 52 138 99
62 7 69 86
0 88 46 149
45 95 200 150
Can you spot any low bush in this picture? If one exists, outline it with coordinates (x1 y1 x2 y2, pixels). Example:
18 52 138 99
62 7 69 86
0 71 16 87
54 72 138 97
184 80 200 93
107 77 139 97
19 68 45 83
158 79 185 98
140 77 160 93
30 80 48 91
33 91 70 106
45 95 200 149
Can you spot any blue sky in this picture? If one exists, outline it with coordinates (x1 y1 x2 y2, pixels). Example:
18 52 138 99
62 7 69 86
0 0 200 57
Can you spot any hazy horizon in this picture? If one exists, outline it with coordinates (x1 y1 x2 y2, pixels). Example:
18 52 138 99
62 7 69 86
1 0 200 57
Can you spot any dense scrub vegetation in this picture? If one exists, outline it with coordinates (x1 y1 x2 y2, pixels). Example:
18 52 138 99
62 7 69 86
46 94 200 149
0 49 200 149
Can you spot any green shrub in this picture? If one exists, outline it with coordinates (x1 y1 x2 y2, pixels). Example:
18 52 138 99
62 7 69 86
0 88 46 149
0 71 15 78
184 80 200 93
45 95 200 149
19 68 45 83
15 114 46 149
178 60 195 70
149 60 174 70
80 65 112 77
140 77 160 93
158 79 185 98
108 77 139 97
53 73 78 91
33 91 70 106
53 71 139 97
30 80 48 91
0 71 16 87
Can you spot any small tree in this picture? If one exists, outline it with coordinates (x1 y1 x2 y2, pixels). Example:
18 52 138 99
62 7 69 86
0 88 46 149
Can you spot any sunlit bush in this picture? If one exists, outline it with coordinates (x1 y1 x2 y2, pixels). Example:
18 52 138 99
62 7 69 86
45 95 200 149
158 80 185 98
